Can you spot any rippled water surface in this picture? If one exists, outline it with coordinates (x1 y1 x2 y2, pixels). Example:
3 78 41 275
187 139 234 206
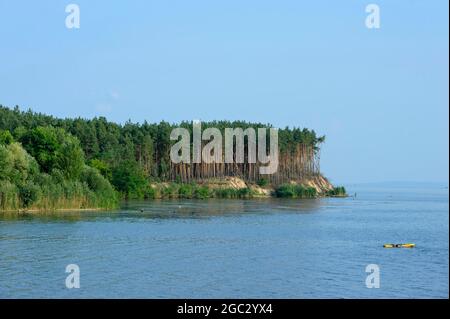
0 183 448 298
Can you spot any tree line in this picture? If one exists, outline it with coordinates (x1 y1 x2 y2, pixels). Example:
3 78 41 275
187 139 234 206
0 105 326 202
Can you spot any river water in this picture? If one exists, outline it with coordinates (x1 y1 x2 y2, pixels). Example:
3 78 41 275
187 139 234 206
0 183 448 298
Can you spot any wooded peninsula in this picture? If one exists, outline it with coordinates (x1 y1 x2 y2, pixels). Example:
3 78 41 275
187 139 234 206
0 105 345 211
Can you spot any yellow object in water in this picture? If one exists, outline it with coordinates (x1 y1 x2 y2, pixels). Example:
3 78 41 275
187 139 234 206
383 243 415 248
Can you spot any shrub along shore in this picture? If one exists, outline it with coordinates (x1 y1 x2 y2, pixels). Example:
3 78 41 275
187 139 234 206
139 181 346 200
0 128 118 211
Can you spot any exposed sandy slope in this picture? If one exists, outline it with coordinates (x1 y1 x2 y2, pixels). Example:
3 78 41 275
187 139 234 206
201 177 248 189
203 175 335 197
297 175 334 194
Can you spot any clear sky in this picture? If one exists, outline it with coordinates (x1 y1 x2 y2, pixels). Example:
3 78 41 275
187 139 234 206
0 0 448 184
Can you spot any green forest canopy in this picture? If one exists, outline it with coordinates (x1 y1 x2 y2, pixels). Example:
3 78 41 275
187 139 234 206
0 105 326 204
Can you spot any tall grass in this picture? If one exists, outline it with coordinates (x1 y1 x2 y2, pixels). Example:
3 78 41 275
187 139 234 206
143 183 255 200
0 167 118 211
0 181 20 210
325 186 347 197
274 184 317 198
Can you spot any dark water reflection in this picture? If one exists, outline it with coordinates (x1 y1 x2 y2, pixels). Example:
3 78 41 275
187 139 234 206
122 198 325 219
1 198 324 222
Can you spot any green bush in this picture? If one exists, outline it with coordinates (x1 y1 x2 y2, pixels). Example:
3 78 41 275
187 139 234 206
1 143 39 185
81 166 112 193
18 182 41 208
0 181 19 210
0 145 12 178
194 186 210 199
237 187 253 198
88 159 112 180
178 184 194 198
112 160 148 199
274 184 296 198
214 188 236 198
257 178 269 187
144 186 157 199
160 183 177 198
0 130 14 145
212 187 254 199
0 128 118 211
326 186 346 197
50 168 65 184
274 184 317 198
20 126 85 180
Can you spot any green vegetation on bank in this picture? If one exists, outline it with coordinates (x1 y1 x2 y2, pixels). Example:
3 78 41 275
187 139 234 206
325 186 347 197
0 106 345 208
136 182 256 200
273 184 347 198
0 127 117 211
0 105 327 200
273 184 317 198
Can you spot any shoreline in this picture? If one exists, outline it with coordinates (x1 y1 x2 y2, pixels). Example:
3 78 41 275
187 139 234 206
0 207 108 213
0 176 347 213
0 194 349 214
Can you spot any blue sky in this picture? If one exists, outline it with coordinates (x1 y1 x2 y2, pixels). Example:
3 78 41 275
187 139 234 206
0 0 448 184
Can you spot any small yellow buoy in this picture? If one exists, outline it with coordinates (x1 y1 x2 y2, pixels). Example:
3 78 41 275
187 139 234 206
383 243 415 248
